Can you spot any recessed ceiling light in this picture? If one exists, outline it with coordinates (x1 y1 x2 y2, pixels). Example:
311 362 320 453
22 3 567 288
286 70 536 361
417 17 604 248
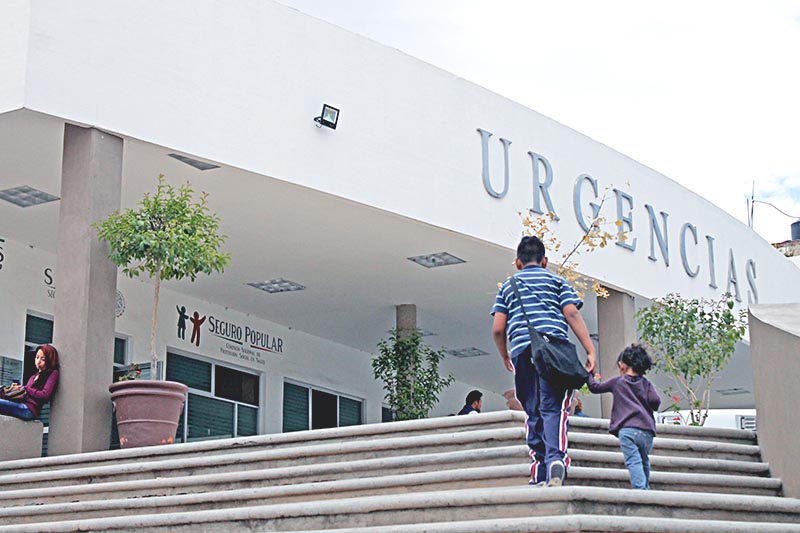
408 252 465 269
715 388 750 396
247 279 305 294
447 347 489 358
168 153 220 171
386 329 437 337
0 186 59 208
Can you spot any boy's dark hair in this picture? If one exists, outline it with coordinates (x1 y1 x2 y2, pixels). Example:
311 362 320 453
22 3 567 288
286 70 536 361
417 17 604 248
517 236 546 265
465 389 483 405
617 343 653 376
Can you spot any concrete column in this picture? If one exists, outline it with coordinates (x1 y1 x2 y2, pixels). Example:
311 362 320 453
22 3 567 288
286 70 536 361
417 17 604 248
396 304 417 339
596 288 637 418
49 125 123 455
749 304 800 498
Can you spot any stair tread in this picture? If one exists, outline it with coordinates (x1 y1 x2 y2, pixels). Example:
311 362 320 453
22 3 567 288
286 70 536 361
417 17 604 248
0 428 762 488
302 514 799 533
0 463 783 522
0 411 523 473
0 428 758 484
0 439 772 500
1 485 797 532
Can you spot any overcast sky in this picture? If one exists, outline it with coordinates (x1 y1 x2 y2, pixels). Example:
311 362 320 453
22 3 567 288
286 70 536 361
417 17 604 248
279 0 800 244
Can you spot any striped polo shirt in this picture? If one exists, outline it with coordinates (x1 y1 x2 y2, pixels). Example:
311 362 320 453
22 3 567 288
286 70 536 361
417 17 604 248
491 265 582 358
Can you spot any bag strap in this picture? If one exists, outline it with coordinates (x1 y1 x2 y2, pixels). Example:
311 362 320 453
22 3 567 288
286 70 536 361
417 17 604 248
509 275 544 351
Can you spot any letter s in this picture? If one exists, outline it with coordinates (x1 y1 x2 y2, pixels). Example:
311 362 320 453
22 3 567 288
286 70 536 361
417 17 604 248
746 259 758 305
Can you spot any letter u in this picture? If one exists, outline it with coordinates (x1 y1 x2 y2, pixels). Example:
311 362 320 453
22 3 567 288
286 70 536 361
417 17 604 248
478 128 511 198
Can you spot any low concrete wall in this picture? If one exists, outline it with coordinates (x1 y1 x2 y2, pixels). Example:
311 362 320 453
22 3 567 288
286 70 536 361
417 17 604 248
0 416 43 461
748 304 800 498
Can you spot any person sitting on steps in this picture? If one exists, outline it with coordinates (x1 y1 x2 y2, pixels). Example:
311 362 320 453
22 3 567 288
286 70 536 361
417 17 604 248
0 344 60 421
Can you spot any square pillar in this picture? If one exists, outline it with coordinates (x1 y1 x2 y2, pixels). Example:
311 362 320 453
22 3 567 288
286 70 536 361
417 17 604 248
48 124 122 455
596 288 637 418
396 304 417 339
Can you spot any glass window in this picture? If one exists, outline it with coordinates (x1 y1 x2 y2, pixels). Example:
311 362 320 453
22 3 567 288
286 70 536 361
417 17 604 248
283 382 309 432
237 405 259 437
0 356 23 389
382 406 394 423
25 315 53 345
166 352 211 392
167 354 261 443
113 337 127 366
312 389 337 430
283 381 364 433
215 365 259 406
187 393 234 441
339 396 363 427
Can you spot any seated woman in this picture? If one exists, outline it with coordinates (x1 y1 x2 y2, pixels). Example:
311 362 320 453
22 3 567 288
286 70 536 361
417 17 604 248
0 344 59 421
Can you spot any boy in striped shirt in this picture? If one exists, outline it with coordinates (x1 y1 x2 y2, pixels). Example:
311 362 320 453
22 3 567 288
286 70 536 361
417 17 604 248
492 236 596 486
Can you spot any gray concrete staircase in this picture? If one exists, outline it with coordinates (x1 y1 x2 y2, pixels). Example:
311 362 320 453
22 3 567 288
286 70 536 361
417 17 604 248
0 411 797 532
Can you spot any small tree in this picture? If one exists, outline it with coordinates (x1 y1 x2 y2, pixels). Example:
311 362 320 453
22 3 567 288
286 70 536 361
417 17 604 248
521 186 625 299
636 293 747 425
372 329 454 421
95 175 231 375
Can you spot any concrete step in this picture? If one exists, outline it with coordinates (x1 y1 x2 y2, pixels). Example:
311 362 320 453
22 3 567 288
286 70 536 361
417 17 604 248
0 462 783 525
0 445 525 506
569 416 758 446
0 427 524 492
0 411 756 478
0 424 765 495
0 444 771 509
2 486 798 532
299 515 800 532
570 449 770 477
571 466 781 496
570 432 763 462
0 415 761 491
0 411 524 475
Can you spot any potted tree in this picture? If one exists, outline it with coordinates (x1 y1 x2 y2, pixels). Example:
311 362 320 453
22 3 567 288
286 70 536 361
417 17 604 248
95 175 230 447
372 329 453 421
636 293 746 425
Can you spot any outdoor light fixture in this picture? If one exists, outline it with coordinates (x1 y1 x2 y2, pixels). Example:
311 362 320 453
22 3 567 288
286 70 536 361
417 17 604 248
247 279 306 294
0 185 59 208
407 252 465 269
314 104 340 130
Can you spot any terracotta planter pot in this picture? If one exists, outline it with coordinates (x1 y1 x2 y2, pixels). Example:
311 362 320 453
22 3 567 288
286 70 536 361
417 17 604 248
109 380 188 448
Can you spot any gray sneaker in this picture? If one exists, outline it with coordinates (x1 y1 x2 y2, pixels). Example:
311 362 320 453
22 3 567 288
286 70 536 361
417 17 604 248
547 462 565 487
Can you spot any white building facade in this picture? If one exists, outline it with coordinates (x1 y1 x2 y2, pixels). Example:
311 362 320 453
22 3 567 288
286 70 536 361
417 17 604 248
2 0 799 452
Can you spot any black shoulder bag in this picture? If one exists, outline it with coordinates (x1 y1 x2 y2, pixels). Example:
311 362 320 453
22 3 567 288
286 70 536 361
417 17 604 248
509 276 589 390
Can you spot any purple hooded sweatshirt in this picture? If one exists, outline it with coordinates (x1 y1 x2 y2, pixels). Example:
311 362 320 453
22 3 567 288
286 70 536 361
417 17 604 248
587 373 661 436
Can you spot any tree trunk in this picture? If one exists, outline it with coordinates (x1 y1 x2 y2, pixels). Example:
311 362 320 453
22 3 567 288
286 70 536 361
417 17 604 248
150 264 162 378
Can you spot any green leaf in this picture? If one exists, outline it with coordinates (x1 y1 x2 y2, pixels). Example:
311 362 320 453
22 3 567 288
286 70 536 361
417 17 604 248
372 329 453 421
635 293 746 426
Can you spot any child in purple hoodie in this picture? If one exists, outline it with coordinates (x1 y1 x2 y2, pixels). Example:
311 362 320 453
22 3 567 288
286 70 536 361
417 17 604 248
588 343 661 489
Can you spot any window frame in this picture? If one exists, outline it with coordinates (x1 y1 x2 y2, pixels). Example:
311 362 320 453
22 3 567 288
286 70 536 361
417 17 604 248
166 347 263 441
282 378 364 431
